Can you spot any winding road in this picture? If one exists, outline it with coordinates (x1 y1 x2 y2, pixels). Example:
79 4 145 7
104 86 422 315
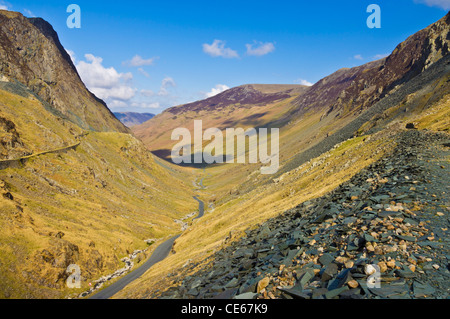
89 195 204 299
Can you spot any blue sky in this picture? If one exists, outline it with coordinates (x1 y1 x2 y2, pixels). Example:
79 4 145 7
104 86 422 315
1 0 449 114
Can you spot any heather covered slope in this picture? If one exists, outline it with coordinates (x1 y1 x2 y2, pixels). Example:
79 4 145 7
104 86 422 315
115 13 450 299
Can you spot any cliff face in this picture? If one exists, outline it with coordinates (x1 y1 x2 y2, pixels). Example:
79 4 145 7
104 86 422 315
0 10 128 133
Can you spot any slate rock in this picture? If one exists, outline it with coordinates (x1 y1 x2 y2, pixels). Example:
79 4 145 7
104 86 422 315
318 253 335 266
322 263 339 282
213 288 238 299
396 235 417 242
395 268 418 279
325 286 349 299
299 268 315 287
234 292 257 299
369 284 409 298
412 281 436 298
278 286 311 299
312 288 328 298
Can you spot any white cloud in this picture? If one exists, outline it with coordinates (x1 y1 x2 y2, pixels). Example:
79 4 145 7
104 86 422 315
131 102 161 109
205 84 230 98
76 54 136 103
140 89 155 97
414 0 450 10
108 100 128 109
203 40 239 59
246 41 275 56
294 79 314 86
158 76 176 96
123 55 158 67
90 86 136 101
354 54 364 60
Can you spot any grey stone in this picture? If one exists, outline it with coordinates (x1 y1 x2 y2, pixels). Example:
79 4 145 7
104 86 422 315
318 253 335 266
395 268 418 279
278 286 311 299
213 288 238 299
312 288 328 298
299 268 315 287
327 269 352 290
225 278 239 288
325 286 349 299
396 235 417 242
233 248 254 259
418 241 443 248
190 279 203 289
322 263 339 282
187 288 199 296
413 281 436 298
233 292 257 299
340 288 363 299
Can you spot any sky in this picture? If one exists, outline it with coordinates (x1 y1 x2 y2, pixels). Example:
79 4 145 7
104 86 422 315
0 0 449 114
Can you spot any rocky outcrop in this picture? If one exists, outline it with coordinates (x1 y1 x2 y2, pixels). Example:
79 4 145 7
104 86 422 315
0 115 28 159
0 10 128 133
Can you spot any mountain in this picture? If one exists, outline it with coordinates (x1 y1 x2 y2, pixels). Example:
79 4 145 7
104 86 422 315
0 8 449 300
133 84 308 160
0 11 196 298
113 112 155 128
135 13 450 167
117 13 450 299
0 10 128 133
167 84 306 115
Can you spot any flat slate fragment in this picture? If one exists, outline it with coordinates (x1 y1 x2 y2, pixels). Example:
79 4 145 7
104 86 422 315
369 284 410 298
413 281 436 298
